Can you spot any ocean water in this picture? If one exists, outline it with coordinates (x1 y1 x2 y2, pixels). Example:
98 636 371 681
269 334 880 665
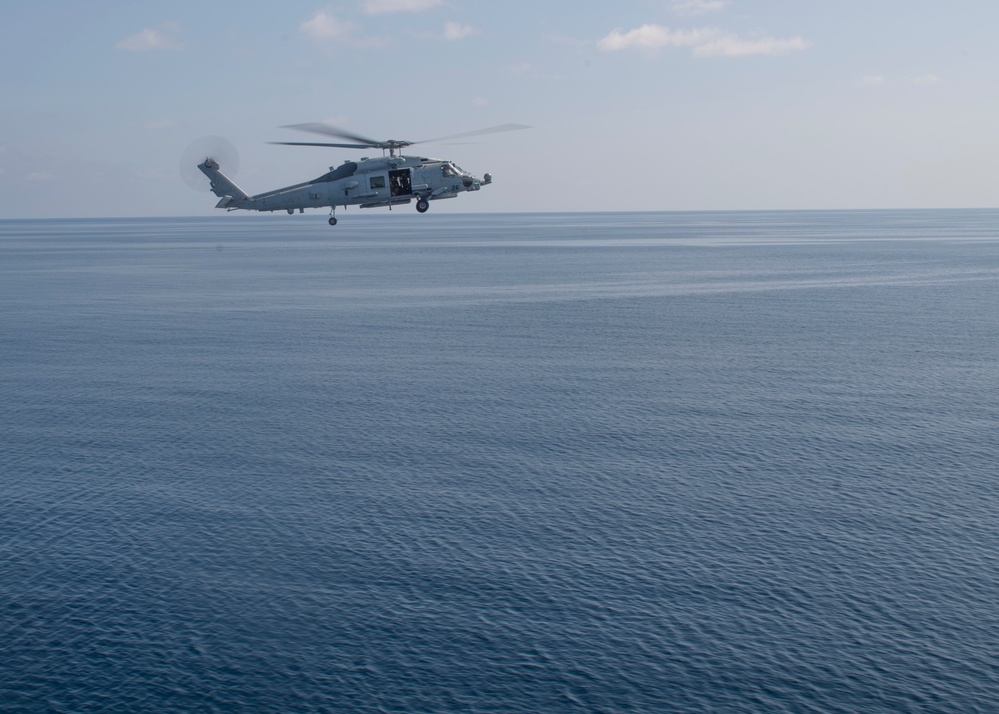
1 210 997 712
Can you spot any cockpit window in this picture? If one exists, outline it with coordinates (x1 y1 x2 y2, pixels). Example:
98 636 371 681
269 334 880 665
442 163 458 177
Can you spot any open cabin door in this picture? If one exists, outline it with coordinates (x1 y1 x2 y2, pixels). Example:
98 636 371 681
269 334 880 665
389 168 412 197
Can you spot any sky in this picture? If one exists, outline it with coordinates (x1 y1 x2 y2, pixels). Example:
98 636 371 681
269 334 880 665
2 0 999 218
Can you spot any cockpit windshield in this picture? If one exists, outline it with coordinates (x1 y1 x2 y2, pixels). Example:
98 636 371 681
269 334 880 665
442 163 458 177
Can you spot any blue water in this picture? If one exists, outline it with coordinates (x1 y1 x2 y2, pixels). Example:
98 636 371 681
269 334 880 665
2 211 998 712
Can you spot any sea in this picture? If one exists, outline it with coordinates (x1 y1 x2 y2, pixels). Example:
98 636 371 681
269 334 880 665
1 210 997 713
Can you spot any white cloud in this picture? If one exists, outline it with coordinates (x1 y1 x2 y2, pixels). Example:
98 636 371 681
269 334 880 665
26 171 52 182
471 97 489 107
301 11 354 40
443 22 477 40
858 75 885 87
671 0 726 16
910 74 941 85
693 33 810 57
300 10 390 46
598 25 715 53
509 62 532 74
597 24 810 57
115 28 182 51
363 0 442 14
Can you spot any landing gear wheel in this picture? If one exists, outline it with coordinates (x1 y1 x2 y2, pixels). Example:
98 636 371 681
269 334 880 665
328 217 338 226
416 198 429 214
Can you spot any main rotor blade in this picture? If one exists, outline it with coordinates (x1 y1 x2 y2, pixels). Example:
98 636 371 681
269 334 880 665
273 121 530 152
269 141 375 149
415 123 531 145
282 123 382 146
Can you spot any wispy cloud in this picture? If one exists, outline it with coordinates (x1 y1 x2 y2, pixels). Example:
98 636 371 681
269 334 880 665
26 171 52 182
671 0 726 16
362 0 442 14
599 25 715 53
443 22 477 40
858 75 885 87
695 33 810 57
115 27 183 51
471 97 488 107
299 11 389 47
300 11 355 40
910 73 941 85
597 24 810 57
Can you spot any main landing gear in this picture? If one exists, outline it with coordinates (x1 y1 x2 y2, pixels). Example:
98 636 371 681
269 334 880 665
416 198 429 214
328 207 338 227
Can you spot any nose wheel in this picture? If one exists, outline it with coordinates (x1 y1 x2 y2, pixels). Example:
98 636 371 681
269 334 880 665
416 198 429 214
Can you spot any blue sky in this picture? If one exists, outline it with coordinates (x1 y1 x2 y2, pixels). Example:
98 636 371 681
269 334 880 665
2 0 999 217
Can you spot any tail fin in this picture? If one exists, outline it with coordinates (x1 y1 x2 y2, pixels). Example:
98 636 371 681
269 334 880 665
198 158 249 209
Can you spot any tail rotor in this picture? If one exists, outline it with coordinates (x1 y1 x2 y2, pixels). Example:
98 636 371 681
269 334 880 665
180 135 239 191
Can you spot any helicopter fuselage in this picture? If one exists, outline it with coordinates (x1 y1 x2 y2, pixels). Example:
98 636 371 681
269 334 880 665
198 154 490 224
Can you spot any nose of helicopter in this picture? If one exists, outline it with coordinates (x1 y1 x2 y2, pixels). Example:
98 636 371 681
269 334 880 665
462 172 490 190
461 172 484 191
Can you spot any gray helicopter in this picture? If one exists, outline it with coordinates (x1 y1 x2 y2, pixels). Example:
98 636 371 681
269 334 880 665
196 122 528 226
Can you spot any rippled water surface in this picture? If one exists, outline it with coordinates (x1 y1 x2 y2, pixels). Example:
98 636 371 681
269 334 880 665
2 211 998 712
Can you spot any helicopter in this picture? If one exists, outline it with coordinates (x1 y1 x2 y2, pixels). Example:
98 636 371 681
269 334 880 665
195 122 528 226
